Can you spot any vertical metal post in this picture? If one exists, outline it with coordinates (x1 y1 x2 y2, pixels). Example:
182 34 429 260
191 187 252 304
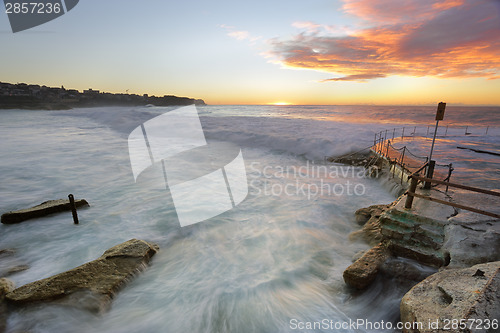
424 160 435 189
68 194 79 224
392 128 395 140
446 163 453 193
428 120 439 163
445 125 448 137
427 125 430 137
402 127 405 139
486 126 489 135
400 163 405 184
405 175 419 209
386 140 390 157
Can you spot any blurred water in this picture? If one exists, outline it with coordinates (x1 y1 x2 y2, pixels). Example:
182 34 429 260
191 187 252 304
0 105 498 332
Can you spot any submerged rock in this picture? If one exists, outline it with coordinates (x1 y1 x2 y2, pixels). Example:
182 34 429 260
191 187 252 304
5 239 159 314
343 242 391 289
400 261 500 333
1 198 89 224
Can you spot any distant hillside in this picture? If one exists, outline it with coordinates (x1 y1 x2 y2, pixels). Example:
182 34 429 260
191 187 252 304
0 82 206 110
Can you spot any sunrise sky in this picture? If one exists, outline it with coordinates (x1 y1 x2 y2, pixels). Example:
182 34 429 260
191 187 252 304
1 0 500 105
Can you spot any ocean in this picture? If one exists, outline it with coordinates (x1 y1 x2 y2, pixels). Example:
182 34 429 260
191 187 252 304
0 105 499 332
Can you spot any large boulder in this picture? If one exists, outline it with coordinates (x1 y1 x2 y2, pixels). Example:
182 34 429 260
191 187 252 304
400 261 500 333
1 198 89 224
5 239 159 314
343 242 391 289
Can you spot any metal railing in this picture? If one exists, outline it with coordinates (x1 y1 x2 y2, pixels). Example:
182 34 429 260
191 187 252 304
405 174 500 219
373 125 493 145
373 128 455 186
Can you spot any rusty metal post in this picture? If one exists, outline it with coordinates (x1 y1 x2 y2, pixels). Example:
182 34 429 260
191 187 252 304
424 160 435 189
400 162 405 184
405 175 418 209
68 194 79 224
402 127 405 139
446 163 453 193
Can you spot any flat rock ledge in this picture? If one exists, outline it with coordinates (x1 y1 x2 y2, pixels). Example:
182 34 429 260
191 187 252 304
1 198 89 224
5 239 159 314
400 261 500 333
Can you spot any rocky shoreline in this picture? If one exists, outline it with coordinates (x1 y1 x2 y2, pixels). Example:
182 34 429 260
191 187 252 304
340 151 500 332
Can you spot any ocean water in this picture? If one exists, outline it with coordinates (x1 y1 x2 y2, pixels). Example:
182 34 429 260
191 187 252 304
0 105 498 333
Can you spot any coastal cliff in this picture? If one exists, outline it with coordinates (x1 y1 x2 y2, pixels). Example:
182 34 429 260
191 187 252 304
0 82 206 110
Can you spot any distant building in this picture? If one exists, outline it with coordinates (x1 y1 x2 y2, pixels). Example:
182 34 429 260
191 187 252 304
83 88 100 95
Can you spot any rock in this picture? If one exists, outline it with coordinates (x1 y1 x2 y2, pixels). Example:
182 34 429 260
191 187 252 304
0 278 15 298
343 242 391 289
5 239 159 314
350 204 389 246
354 207 372 225
400 261 500 333
1 278 15 333
380 257 437 285
349 215 384 246
6 265 30 275
1 198 89 224
0 250 15 257
0 249 28 278
354 204 388 226
442 221 500 268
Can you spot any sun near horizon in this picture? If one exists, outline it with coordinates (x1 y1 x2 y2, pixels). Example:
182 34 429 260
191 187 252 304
269 102 293 106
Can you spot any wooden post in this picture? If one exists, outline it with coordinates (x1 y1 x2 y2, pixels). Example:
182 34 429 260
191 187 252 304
405 175 418 209
68 194 79 224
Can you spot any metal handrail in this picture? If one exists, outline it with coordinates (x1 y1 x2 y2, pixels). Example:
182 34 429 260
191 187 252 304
405 174 500 219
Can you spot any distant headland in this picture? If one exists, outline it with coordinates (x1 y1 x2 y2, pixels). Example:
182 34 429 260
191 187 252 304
0 82 206 110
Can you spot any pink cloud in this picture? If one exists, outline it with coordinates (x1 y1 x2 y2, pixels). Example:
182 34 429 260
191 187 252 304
268 0 500 81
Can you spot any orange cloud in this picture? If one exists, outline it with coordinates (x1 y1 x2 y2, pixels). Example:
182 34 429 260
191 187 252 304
268 0 500 81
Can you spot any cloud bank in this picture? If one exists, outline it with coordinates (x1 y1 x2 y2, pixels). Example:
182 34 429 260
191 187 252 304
268 0 500 81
